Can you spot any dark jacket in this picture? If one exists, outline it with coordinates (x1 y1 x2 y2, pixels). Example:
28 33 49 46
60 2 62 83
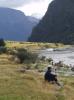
44 70 57 82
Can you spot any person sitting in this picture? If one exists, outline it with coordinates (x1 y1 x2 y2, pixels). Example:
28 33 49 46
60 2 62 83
44 67 61 86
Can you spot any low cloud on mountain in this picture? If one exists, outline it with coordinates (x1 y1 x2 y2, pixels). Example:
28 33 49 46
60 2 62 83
0 0 44 8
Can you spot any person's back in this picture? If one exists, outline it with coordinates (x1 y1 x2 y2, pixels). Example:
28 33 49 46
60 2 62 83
45 67 56 82
44 67 61 86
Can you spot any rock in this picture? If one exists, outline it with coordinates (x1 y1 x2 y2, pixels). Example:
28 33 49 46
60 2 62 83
29 0 74 44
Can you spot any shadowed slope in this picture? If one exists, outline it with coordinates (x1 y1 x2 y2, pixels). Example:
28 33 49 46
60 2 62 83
29 0 74 44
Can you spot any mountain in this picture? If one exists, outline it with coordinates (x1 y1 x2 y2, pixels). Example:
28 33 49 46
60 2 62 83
27 16 39 23
28 0 74 44
31 13 43 19
0 7 38 41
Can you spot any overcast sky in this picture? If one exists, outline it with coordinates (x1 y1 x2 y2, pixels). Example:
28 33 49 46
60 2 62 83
0 0 53 18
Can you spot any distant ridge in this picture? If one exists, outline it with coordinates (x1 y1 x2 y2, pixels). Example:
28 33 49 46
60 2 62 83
0 7 38 41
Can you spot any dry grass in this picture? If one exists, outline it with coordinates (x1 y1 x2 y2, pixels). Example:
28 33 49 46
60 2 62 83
0 59 74 100
5 41 70 51
0 42 73 100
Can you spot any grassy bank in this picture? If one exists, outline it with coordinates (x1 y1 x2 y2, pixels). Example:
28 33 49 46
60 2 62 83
0 64 74 100
0 41 73 100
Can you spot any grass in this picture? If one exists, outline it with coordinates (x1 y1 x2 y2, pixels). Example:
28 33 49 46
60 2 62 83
0 61 74 100
0 42 73 100
5 41 70 51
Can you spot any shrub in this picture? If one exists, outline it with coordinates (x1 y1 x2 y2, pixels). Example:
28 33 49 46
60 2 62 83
40 56 46 61
54 61 64 68
0 47 7 54
15 48 38 64
0 38 6 47
47 58 53 63
0 38 6 54
7 49 16 55
44 44 49 48
71 67 74 71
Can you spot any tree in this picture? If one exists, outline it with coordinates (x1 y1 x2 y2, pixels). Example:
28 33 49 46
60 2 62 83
0 38 6 47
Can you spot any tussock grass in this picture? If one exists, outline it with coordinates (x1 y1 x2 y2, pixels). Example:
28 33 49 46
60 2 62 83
0 61 74 100
0 41 73 100
5 41 69 51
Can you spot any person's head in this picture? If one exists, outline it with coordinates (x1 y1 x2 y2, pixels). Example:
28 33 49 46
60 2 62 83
47 67 52 72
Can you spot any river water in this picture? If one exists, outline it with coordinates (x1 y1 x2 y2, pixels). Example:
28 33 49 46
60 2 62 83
39 48 74 66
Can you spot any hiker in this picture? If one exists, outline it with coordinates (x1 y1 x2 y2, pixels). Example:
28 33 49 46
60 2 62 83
44 67 61 86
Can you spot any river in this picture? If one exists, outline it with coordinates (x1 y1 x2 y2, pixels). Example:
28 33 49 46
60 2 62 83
39 47 74 66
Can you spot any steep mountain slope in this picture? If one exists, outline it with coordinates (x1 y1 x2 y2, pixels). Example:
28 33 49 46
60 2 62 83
28 0 74 44
0 7 38 41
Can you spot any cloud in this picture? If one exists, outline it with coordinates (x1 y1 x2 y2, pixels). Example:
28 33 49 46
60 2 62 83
16 0 52 18
0 0 53 18
0 0 44 8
